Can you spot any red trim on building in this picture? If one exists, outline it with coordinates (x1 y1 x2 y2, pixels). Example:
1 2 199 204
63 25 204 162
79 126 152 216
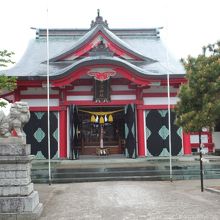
98 32 144 60
59 110 67 158
52 68 89 87
113 67 150 86
189 132 214 153
137 108 145 156
182 131 214 154
17 67 184 91
51 65 153 87
102 38 141 61
59 89 67 106
183 132 191 155
50 63 184 88
17 80 44 87
73 42 94 58
136 88 143 100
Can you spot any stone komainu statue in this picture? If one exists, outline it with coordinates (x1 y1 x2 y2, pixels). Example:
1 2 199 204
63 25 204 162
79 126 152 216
0 101 30 137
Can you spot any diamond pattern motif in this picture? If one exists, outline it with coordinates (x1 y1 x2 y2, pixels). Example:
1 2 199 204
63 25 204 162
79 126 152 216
34 128 45 143
53 129 58 141
158 110 167 117
145 127 152 139
146 110 183 157
158 125 169 140
35 112 45 120
24 111 58 159
124 104 136 158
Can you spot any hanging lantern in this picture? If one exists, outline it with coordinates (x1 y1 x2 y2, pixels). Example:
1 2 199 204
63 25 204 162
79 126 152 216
91 115 96 123
108 114 113 122
99 116 104 124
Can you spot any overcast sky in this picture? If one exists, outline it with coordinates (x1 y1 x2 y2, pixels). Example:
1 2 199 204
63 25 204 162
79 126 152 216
1 0 220 66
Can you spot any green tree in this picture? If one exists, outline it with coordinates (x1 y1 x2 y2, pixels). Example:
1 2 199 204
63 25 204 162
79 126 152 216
175 41 220 133
0 50 17 107
175 41 220 192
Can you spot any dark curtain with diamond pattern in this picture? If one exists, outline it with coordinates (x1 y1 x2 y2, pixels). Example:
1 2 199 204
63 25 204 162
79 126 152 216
24 111 58 159
145 110 182 156
124 104 136 158
69 105 79 159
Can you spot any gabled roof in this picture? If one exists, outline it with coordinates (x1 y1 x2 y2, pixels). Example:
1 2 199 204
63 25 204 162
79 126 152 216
4 13 185 79
48 24 156 64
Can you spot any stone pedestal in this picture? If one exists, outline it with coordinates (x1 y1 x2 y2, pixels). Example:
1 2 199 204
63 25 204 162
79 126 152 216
0 140 43 220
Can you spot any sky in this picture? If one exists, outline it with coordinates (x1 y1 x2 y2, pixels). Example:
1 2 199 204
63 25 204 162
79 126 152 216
0 0 220 67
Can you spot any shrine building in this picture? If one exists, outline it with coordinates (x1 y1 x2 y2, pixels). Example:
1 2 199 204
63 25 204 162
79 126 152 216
2 13 214 159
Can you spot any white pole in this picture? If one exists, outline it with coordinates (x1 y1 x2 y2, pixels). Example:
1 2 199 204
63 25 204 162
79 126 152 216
167 71 172 182
164 34 173 182
46 4 51 185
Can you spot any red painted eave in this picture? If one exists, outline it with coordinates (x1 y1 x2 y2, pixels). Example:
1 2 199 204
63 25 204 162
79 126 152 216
17 80 44 87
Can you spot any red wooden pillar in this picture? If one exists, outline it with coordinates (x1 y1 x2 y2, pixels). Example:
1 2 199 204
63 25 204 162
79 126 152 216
59 109 67 158
137 107 145 157
183 132 191 155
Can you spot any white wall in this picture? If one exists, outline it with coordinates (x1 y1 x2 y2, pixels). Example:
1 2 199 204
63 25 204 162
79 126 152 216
20 99 59 107
111 95 136 100
67 96 93 101
213 132 220 149
143 97 179 105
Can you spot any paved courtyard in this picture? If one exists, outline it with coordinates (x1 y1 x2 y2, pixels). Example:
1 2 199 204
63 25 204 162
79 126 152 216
36 179 220 220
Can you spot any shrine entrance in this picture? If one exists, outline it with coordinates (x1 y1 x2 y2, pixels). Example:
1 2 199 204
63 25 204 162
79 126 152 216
78 107 125 155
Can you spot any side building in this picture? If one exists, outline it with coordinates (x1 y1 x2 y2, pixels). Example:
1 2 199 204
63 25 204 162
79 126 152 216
1 13 214 159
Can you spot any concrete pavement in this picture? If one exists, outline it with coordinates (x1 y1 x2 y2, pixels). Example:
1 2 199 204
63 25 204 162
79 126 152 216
35 179 220 220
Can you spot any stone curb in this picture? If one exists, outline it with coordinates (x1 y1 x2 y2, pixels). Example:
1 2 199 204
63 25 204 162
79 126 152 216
205 187 220 194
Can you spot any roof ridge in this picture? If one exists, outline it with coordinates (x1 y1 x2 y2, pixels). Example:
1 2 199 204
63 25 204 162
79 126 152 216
90 9 109 29
36 28 160 38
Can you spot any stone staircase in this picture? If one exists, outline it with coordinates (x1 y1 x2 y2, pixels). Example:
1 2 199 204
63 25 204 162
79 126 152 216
31 156 220 183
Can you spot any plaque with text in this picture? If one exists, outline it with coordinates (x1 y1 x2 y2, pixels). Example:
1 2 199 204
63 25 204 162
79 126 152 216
94 79 110 102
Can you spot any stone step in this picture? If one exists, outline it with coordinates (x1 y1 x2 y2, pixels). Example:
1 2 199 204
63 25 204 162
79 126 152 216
50 169 219 177
31 173 220 184
31 165 220 183
31 157 220 183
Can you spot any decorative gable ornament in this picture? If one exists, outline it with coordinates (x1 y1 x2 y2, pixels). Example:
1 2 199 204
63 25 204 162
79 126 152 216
87 68 116 81
89 39 114 57
90 9 109 28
